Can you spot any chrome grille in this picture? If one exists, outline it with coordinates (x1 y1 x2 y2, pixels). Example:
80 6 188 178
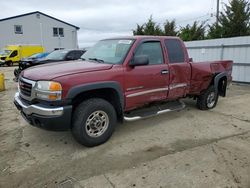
19 78 32 97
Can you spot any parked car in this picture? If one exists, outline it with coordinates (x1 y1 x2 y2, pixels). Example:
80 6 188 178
23 52 49 61
0 45 44 66
14 49 86 81
14 36 233 147
13 52 49 81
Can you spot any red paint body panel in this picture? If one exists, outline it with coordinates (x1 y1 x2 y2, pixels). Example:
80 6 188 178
21 36 233 112
189 60 233 95
167 62 191 99
124 64 169 110
22 60 113 81
53 65 124 99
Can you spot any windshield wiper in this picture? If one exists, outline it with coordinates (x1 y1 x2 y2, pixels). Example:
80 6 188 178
88 58 105 63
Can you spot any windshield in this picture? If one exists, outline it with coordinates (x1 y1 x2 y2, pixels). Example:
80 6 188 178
0 49 12 56
81 39 134 64
45 50 68 60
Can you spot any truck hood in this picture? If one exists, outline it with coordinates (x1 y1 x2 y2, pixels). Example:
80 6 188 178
22 60 113 81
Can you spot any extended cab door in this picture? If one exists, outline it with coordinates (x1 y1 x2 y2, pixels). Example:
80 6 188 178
164 39 191 99
124 40 170 110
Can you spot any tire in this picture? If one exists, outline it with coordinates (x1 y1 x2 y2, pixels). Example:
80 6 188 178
72 98 117 147
196 85 218 110
6 61 13 66
14 68 21 81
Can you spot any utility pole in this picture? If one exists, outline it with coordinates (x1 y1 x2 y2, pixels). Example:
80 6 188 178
216 0 220 25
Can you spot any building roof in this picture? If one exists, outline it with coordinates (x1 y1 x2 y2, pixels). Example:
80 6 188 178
0 11 80 30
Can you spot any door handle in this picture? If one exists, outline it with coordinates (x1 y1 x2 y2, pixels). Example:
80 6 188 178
161 70 169 74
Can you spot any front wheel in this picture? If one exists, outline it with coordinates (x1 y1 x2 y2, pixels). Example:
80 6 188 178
6 61 13 66
72 98 117 147
197 86 218 110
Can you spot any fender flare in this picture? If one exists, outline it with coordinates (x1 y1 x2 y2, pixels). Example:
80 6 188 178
66 81 124 109
214 72 227 96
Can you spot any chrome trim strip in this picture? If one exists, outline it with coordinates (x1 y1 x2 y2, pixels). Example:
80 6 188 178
126 83 188 98
126 86 144 91
20 77 36 86
126 87 168 98
169 83 187 90
14 92 63 116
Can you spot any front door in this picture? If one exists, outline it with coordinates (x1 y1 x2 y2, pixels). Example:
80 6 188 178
124 40 169 110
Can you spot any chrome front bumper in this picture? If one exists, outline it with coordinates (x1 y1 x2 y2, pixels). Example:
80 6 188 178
14 92 63 116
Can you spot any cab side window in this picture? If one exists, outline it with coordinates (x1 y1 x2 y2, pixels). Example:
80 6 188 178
164 39 185 63
9 50 18 58
135 41 164 65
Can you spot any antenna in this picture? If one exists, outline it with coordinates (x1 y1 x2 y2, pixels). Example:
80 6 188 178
216 0 220 25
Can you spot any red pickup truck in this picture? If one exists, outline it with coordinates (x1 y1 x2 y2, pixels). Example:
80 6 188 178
14 36 233 147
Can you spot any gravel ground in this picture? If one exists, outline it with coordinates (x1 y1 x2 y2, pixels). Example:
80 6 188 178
0 66 250 188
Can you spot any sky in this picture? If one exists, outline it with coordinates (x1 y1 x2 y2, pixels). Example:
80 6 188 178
0 0 228 47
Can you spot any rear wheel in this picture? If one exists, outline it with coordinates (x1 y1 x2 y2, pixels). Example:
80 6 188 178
72 98 117 147
197 85 218 110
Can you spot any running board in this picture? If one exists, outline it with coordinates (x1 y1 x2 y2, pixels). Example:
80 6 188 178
124 100 185 122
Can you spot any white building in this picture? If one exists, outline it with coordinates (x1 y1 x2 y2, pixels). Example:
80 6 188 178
0 11 79 52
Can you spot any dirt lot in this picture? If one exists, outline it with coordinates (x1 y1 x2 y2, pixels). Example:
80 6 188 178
0 66 250 188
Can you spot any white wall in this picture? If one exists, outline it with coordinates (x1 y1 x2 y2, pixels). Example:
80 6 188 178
0 13 79 52
185 36 250 83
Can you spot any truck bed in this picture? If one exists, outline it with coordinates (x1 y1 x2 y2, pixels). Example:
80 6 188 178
189 60 233 95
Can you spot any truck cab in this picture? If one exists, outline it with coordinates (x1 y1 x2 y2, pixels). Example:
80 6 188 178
123 37 191 110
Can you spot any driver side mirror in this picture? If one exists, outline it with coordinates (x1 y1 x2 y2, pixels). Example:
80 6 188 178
130 55 149 66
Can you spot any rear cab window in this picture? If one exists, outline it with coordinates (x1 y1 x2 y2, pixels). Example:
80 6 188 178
164 39 185 63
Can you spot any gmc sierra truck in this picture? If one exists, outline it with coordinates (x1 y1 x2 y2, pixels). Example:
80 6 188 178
14 36 233 147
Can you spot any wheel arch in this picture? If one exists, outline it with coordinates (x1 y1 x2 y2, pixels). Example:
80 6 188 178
213 72 228 97
67 81 124 122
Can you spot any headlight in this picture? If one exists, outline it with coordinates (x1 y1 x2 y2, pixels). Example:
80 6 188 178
34 81 62 101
